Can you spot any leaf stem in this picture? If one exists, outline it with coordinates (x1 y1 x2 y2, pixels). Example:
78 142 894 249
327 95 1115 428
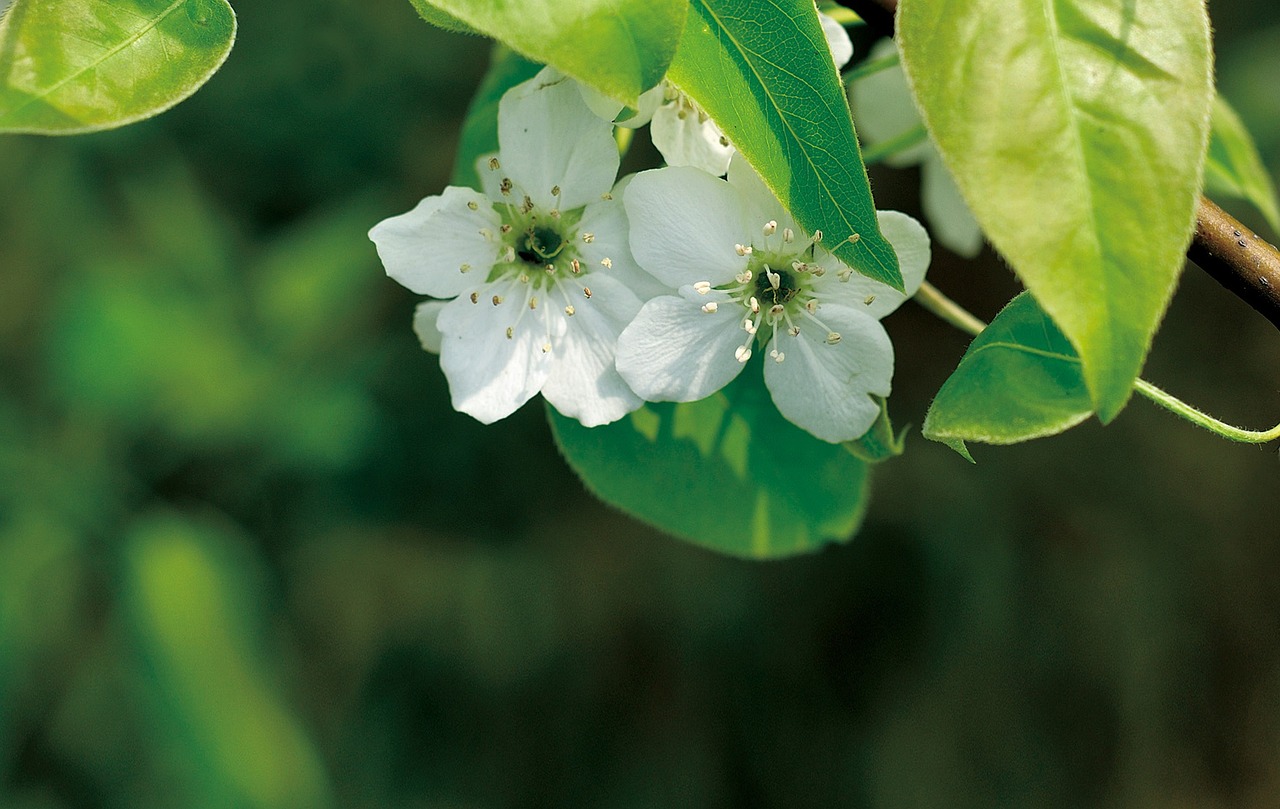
912 282 1280 444
861 124 928 165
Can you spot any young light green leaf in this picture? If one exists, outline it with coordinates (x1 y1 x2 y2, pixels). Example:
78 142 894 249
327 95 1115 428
451 46 542 190
844 398 907 464
922 292 1094 461
0 0 237 134
898 0 1213 423
548 371 871 559
1205 95 1280 233
669 0 902 290
410 2 478 35
409 0 685 106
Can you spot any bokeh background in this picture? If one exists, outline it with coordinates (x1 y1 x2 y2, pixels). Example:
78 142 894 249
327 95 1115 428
3 0 1280 806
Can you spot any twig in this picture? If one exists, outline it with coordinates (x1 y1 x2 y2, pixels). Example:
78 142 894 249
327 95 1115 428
840 0 1280 330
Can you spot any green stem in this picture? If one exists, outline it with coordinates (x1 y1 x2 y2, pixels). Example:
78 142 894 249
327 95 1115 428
861 124 928 165
913 282 1280 444
843 52 900 84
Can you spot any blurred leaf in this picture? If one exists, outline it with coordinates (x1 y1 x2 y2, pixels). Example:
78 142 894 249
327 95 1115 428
898 0 1213 422
0 0 237 134
120 512 332 808
670 0 902 290
923 292 1094 460
548 371 870 559
410 0 684 105
451 46 542 189
1205 94 1280 233
845 399 907 464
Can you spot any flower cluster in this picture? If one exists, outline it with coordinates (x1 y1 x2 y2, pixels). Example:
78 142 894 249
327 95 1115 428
371 54 931 444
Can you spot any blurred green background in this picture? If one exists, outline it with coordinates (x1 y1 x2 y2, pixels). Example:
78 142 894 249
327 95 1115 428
3 0 1280 806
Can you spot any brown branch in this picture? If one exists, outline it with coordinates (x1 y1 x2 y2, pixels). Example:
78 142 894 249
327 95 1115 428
839 0 1280 330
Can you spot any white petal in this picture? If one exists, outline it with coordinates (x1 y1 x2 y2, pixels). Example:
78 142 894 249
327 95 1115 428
436 277 565 424
499 68 619 211
820 12 854 69
615 296 750 402
475 152 503 199
412 300 448 354
576 177 669 301
650 100 735 176
575 80 663 129
541 274 644 427
812 210 931 318
726 153 800 239
922 155 984 258
369 187 502 298
576 80 626 123
849 40 930 167
763 304 893 443
624 166 749 288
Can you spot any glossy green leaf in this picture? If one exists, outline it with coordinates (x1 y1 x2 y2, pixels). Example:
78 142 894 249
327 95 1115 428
548 371 871 559
410 0 685 105
0 0 237 134
451 46 542 190
1205 95 1280 233
923 292 1094 461
898 0 1213 422
669 0 902 290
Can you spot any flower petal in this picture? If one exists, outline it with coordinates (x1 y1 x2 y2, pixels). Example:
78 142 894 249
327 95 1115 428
650 99 735 176
922 154 984 258
615 295 750 402
726 153 800 239
412 300 448 354
625 166 749 288
763 304 893 442
576 81 663 129
369 186 502 298
541 274 644 427
820 12 853 69
499 68 619 211
576 176 668 301
436 277 565 424
813 210 931 318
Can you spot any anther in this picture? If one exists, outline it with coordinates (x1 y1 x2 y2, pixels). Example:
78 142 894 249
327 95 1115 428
467 201 478 211
529 296 538 310
600 257 613 269
735 244 752 256
551 185 561 197
805 300 818 314
488 157 501 171
743 318 758 335
521 195 534 214
564 305 576 316
782 228 794 243
770 349 786 363
847 233 861 244
702 302 719 314
460 263 471 273
769 304 785 318
864 294 876 305
470 292 479 304
499 178 513 195
734 346 752 363
601 192 613 201
550 209 561 219
499 224 512 234
788 326 800 337
825 332 842 345
693 281 712 295
762 220 777 236
582 233 595 244
518 273 529 283
583 287 592 299
505 326 514 339
542 343 551 353
748 296 760 314
492 295 504 306
570 259 581 274
766 269 781 290
812 230 823 242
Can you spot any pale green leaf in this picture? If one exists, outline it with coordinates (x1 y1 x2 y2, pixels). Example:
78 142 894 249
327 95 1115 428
669 0 902 290
0 0 237 134
1205 94 1280 233
923 292 1093 460
548 371 871 559
898 0 1213 422
409 0 685 105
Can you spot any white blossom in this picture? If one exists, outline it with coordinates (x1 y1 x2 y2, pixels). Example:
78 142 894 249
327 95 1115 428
616 155 930 443
580 10 853 177
370 68 660 427
850 39 984 257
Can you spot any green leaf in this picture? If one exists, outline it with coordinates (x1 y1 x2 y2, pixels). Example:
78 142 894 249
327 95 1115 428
452 46 542 190
844 398 907 464
1205 94 1280 233
922 292 1094 460
548 371 871 559
409 0 685 106
0 0 237 134
410 2 478 35
898 0 1213 422
670 0 903 290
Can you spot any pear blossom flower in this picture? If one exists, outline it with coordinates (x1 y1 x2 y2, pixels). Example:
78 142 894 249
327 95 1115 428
580 9 853 176
370 68 660 427
850 39 983 257
615 156 930 443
